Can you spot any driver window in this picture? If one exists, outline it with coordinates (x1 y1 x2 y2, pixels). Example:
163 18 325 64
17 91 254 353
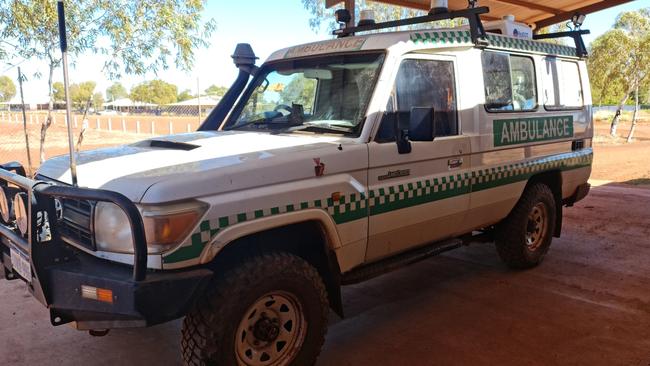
376 59 458 142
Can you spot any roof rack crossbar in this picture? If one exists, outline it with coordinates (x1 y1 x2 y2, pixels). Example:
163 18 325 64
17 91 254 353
533 30 590 58
333 6 490 45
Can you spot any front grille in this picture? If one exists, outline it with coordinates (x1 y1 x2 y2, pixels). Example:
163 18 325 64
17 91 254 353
34 175 95 251
58 198 94 250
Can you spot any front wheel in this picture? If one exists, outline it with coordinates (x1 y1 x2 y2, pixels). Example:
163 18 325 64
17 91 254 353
181 252 329 366
495 183 557 269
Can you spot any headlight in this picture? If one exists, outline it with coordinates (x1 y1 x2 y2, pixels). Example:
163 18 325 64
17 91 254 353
0 187 12 224
94 202 134 253
13 193 28 235
94 201 206 254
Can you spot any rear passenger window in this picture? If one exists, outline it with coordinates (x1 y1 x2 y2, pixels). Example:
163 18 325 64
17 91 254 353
482 52 537 112
543 58 583 110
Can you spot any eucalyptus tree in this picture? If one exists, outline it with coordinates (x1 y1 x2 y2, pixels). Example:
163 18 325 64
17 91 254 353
0 75 16 102
301 0 466 32
589 9 650 139
0 0 215 162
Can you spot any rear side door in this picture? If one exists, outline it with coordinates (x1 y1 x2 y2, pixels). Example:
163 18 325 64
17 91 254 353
366 55 471 262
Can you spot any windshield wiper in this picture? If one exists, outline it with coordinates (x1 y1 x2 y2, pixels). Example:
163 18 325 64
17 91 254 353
273 123 353 135
224 117 270 131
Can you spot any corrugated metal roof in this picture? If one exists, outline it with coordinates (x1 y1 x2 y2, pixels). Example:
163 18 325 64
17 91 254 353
326 0 634 29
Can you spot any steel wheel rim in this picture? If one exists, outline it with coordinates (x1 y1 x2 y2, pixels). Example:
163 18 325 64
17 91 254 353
235 291 307 366
526 202 548 251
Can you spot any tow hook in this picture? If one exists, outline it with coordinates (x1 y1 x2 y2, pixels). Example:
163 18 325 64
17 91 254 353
89 329 110 337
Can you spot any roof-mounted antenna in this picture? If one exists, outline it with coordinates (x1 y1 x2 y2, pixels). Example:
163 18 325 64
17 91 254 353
57 0 78 187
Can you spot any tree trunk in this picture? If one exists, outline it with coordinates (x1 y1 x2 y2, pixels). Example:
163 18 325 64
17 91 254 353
610 92 630 137
40 61 55 164
627 82 640 143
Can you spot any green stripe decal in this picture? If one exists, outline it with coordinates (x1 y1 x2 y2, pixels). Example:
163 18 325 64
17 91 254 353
410 31 578 57
163 150 592 264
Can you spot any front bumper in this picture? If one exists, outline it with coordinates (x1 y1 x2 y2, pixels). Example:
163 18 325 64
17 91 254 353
0 162 212 329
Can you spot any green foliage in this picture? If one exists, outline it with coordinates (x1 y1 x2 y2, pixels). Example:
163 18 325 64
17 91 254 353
130 79 178 105
0 75 16 102
177 89 195 102
106 82 128 101
69 81 96 109
279 76 316 111
92 92 104 110
205 84 229 97
588 8 650 106
52 81 65 103
0 0 216 88
301 0 463 33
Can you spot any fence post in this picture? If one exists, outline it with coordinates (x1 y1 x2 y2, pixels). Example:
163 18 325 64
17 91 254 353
64 115 68 127
122 118 126 132
74 116 78 128
96 118 100 130
52 114 56 125
169 121 173 134
136 120 141 134
108 118 112 131
151 121 155 135
187 123 191 133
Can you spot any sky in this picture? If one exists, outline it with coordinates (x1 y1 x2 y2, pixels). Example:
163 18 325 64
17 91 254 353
1 0 647 104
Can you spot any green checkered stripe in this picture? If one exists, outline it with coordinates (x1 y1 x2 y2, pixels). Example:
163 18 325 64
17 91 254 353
410 31 577 57
367 150 592 216
163 193 368 264
163 149 592 265
369 172 471 215
411 31 473 45
485 34 577 57
470 150 592 192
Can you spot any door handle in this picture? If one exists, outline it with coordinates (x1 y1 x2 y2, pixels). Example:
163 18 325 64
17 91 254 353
448 158 463 169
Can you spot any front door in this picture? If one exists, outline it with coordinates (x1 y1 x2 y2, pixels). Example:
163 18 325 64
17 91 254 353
366 55 471 261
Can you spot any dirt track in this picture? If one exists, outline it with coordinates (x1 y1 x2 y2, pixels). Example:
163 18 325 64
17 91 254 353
1 182 649 365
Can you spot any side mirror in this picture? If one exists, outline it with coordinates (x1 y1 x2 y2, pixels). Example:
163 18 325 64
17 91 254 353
395 111 411 154
409 107 435 142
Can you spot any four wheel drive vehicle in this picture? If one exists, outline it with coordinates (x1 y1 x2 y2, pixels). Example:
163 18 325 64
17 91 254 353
0 6 592 366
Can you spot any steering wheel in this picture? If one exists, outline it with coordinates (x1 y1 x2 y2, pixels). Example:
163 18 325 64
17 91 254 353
274 104 293 115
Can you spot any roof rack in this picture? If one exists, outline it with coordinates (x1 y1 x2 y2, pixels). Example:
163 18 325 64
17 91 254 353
333 6 490 46
532 30 590 58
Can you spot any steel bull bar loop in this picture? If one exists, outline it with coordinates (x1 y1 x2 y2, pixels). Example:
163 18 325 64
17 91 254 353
0 162 148 282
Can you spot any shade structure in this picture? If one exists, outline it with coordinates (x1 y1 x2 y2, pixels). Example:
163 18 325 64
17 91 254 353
326 0 634 29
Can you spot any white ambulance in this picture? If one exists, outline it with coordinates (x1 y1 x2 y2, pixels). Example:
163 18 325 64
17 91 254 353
0 5 592 366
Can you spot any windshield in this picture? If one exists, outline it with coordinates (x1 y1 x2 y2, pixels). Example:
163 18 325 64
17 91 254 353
225 53 385 135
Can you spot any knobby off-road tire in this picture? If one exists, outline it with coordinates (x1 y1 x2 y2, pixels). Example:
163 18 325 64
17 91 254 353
181 252 329 366
495 183 557 269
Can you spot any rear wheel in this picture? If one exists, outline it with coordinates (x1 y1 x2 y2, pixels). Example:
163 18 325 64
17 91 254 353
181 252 329 366
495 183 557 269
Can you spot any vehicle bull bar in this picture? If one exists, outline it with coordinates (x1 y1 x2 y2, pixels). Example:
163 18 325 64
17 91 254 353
0 162 148 282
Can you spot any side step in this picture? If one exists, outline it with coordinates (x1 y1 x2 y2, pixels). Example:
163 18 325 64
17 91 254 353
341 238 463 285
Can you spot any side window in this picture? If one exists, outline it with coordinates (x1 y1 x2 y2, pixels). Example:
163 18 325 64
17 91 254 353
482 51 537 112
376 59 458 142
543 58 583 110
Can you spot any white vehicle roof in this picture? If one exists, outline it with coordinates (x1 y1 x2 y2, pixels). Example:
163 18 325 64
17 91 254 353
267 28 580 62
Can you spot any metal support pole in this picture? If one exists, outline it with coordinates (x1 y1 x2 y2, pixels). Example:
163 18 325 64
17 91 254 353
17 67 33 176
345 0 355 28
57 1 78 186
